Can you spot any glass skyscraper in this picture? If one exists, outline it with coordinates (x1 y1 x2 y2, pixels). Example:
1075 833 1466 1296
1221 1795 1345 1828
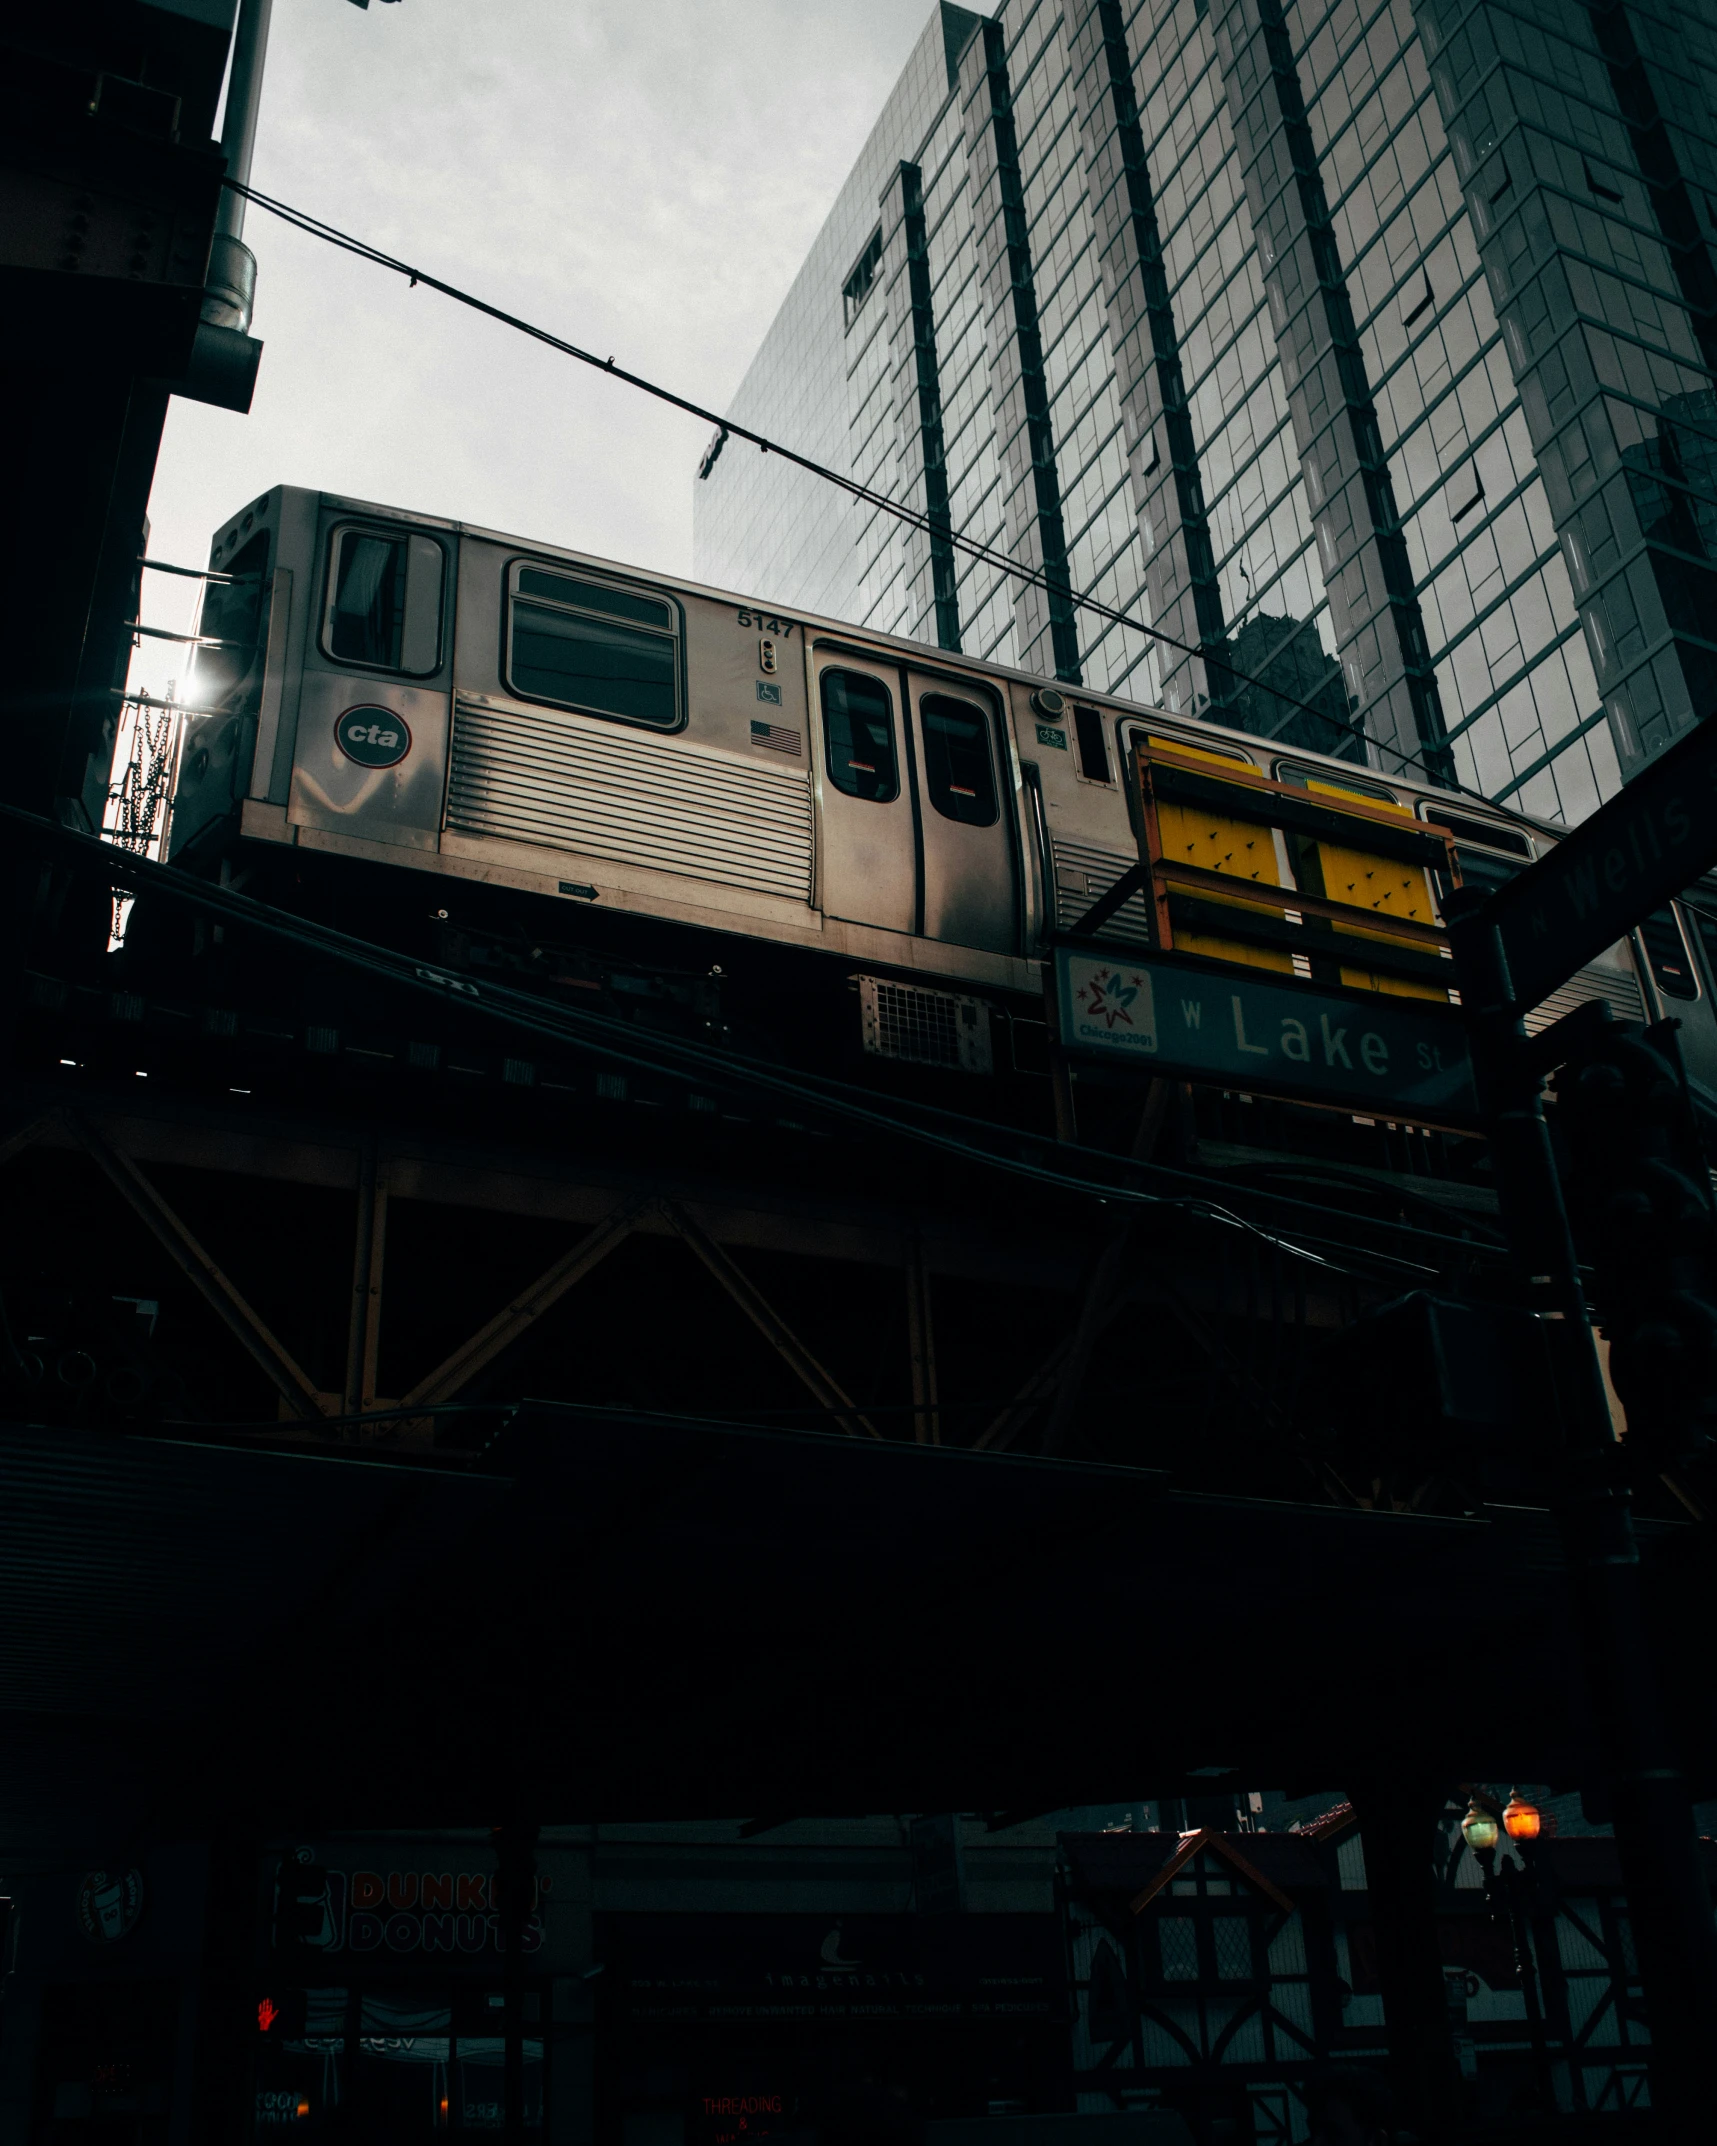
693 1 1717 823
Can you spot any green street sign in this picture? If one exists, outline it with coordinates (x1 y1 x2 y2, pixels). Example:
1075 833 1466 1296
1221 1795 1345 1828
1055 947 1477 1123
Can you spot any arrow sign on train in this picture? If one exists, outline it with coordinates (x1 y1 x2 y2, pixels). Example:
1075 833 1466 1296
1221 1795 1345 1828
1472 713 1717 1010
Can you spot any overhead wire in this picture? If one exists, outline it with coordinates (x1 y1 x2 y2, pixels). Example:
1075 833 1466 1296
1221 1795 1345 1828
220 178 1492 803
6 801 1488 1280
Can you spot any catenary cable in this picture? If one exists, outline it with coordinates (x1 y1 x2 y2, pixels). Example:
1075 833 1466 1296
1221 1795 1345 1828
7 802 1490 1280
220 178 1493 802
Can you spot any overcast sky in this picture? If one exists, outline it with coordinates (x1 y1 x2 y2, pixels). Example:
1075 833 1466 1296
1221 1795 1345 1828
133 0 936 694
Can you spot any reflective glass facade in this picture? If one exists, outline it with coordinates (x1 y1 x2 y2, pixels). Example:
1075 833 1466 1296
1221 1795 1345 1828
693 0 1717 819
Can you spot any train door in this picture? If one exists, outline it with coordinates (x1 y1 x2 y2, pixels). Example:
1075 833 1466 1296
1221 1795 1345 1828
812 650 917 935
288 517 452 850
904 670 1016 955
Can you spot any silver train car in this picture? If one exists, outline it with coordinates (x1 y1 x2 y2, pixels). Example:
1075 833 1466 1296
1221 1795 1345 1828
164 483 1717 1111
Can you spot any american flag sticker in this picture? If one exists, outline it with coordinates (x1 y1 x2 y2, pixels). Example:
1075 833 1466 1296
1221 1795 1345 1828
750 719 801 755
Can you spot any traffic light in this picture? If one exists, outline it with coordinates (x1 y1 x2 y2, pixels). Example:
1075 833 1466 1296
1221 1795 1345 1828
257 1990 307 2037
1553 1021 1717 1472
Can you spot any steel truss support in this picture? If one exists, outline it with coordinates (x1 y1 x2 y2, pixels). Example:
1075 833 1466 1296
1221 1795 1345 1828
0 1113 55 1170
659 1201 881 1439
343 1132 388 1416
61 1112 329 1419
905 1229 939 1445
975 1336 1071 1452
401 1193 652 1409
1043 1079 1175 1456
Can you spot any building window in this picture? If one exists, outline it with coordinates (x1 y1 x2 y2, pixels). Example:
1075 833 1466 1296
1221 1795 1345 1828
1144 1903 1266 1991
820 669 899 800
325 526 445 675
1211 1915 1257 1982
920 694 998 825
506 565 683 731
1158 1917 1199 1981
1584 159 1623 205
1448 466 1486 524
843 227 884 329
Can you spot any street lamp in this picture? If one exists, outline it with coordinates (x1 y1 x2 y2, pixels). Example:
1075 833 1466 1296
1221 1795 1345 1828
1459 1798 1501 1856
1460 1791 1554 2109
1503 1791 1542 1844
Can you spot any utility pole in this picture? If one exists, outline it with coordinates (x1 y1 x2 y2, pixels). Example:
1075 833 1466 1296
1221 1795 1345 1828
206 0 271 329
1450 894 1717 2139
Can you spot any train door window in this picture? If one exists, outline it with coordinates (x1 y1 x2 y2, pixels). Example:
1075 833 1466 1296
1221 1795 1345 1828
507 564 683 730
820 669 899 800
325 526 445 674
920 694 998 825
1073 704 1111 782
1639 907 1700 998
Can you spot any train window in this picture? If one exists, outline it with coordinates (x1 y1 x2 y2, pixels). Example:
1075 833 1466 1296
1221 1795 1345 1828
1638 907 1700 999
920 695 998 826
820 670 899 801
1439 846 1523 904
1421 807 1533 858
507 565 682 730
1274 761 1397 802
1073 705 1112 782
325 526 444 675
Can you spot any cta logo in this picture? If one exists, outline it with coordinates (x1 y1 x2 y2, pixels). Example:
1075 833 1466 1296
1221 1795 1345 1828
335 705 411 768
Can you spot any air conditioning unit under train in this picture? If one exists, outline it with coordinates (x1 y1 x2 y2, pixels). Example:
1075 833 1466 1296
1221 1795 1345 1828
160 484 1717 1112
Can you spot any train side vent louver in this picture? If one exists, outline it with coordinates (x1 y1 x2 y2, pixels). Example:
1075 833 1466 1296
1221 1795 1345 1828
858 977 993 1074
1523 965 1646 1037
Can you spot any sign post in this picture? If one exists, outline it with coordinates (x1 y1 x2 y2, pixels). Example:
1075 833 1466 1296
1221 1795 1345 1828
1448 724 1717 2130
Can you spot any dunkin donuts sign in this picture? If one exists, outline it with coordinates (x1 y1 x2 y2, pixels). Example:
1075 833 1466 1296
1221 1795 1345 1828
282 1864 548 1958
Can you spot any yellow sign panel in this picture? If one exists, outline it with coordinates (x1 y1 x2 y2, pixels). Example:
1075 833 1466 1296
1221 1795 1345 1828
1147 736 1290 975
1132 745 1456 1001
1302 780 1449 1002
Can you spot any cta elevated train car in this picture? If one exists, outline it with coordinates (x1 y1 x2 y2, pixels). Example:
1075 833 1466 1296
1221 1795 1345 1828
163 484 1717 1118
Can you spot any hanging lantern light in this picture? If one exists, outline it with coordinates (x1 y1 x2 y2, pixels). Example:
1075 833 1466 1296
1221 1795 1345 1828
1459 1797 1500 1853
1503 1791 1542 1843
